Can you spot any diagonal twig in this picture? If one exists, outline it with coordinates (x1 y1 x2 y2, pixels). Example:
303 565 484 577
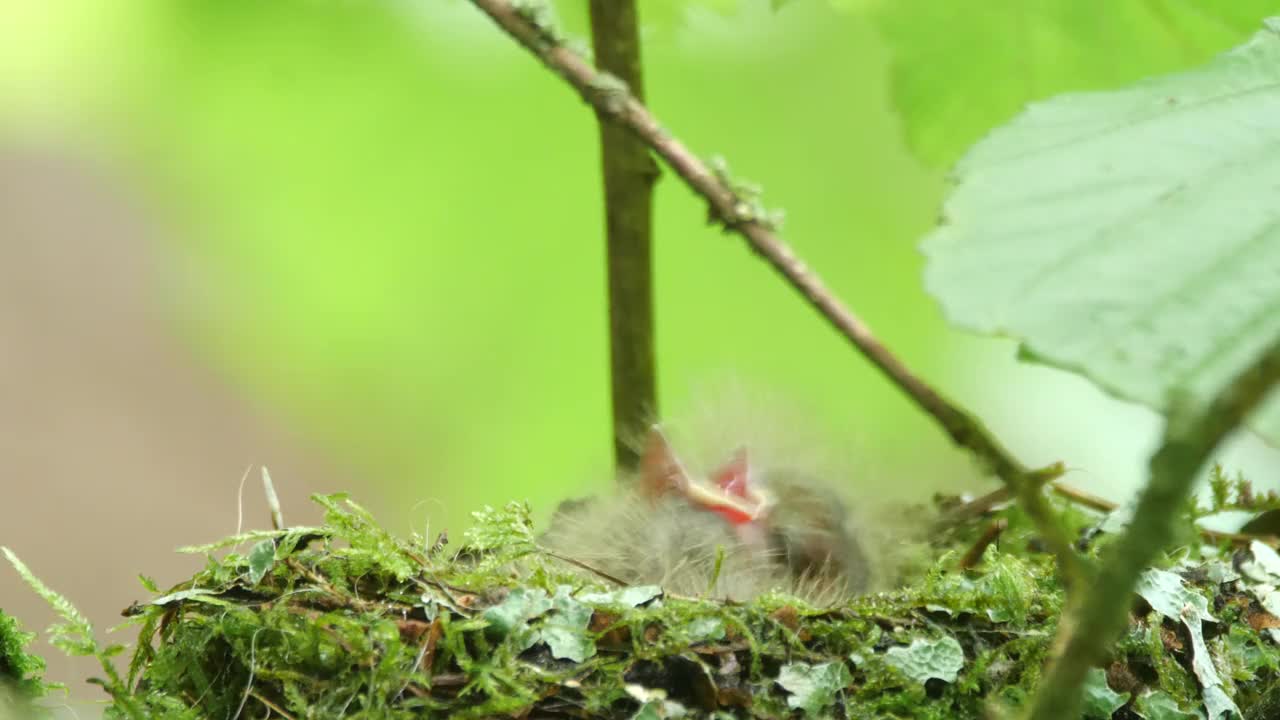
950 477 1273 547
469 0 1084 584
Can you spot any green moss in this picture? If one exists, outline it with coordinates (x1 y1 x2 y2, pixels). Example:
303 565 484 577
7 491 1280 718
1 609 52 717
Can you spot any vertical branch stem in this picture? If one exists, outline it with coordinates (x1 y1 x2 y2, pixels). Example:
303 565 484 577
589 0 660 472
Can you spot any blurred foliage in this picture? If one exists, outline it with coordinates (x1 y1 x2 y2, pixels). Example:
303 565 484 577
0 0 1268 537
874 0 1278 166
2 0 949 533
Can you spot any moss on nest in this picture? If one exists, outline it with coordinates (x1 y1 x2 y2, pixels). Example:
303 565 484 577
1 608 52 718
8 486 1280 719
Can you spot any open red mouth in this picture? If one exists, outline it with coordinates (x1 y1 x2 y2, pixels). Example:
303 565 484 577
640 426 772 527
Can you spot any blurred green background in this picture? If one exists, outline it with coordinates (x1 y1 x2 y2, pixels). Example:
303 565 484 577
4 0 1279 695
10 0 960 536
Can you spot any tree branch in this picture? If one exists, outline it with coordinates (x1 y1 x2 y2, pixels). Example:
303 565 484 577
468 0 1083 583
588 0 660 472
946 476 1274 547
1026 340 1280 720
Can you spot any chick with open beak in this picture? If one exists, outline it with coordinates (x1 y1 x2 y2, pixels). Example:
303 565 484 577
542 426 870 603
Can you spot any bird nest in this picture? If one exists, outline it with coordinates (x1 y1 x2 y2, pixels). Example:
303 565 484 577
8 489 1280 719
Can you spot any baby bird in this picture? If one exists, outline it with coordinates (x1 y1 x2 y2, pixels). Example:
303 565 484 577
541 426 870 604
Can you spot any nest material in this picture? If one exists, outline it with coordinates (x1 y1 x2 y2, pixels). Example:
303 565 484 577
81 495 1280 720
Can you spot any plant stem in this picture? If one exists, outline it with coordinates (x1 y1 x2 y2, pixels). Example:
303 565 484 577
589 0 660 472
1025 340 1280 720
468 0 1084 585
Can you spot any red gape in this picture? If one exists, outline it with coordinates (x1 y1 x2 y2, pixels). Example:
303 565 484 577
544 422 870 598
706 449 757 526
639 426 766 527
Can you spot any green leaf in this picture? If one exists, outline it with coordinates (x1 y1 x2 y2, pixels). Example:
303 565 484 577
1136 571 1241 718
682 617 726 643
1203 686 1241 720
1185 613 1240 719
1136 569 1213 624
776 660 851 715
883 636 965 685
482 588 552 639
578 585 663 607
1082 667 1129 719
876 1 1276 165
246 539 276 584
537 623 593 662
1134 691 1198 720
1238 540 1280 584
922 20 1280 444
630 701 665 720
535 587 596 662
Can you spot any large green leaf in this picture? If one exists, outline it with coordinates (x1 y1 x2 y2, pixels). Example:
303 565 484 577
922 20 1280 445
876 0 1277 166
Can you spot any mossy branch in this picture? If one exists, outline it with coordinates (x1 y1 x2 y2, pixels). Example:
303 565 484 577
587 0 660 473
1026 338 1280 720
468 0 1083 585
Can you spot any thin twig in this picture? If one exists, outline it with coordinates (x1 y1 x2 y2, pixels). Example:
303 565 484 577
1026 340 1280 720
1046 482 1113 514
248 690 296 720
1050 481 1277 547
952 477 1280 547
940 463 1067 525
959 519 1008 570
468 0 1084 585
539 546 630 587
